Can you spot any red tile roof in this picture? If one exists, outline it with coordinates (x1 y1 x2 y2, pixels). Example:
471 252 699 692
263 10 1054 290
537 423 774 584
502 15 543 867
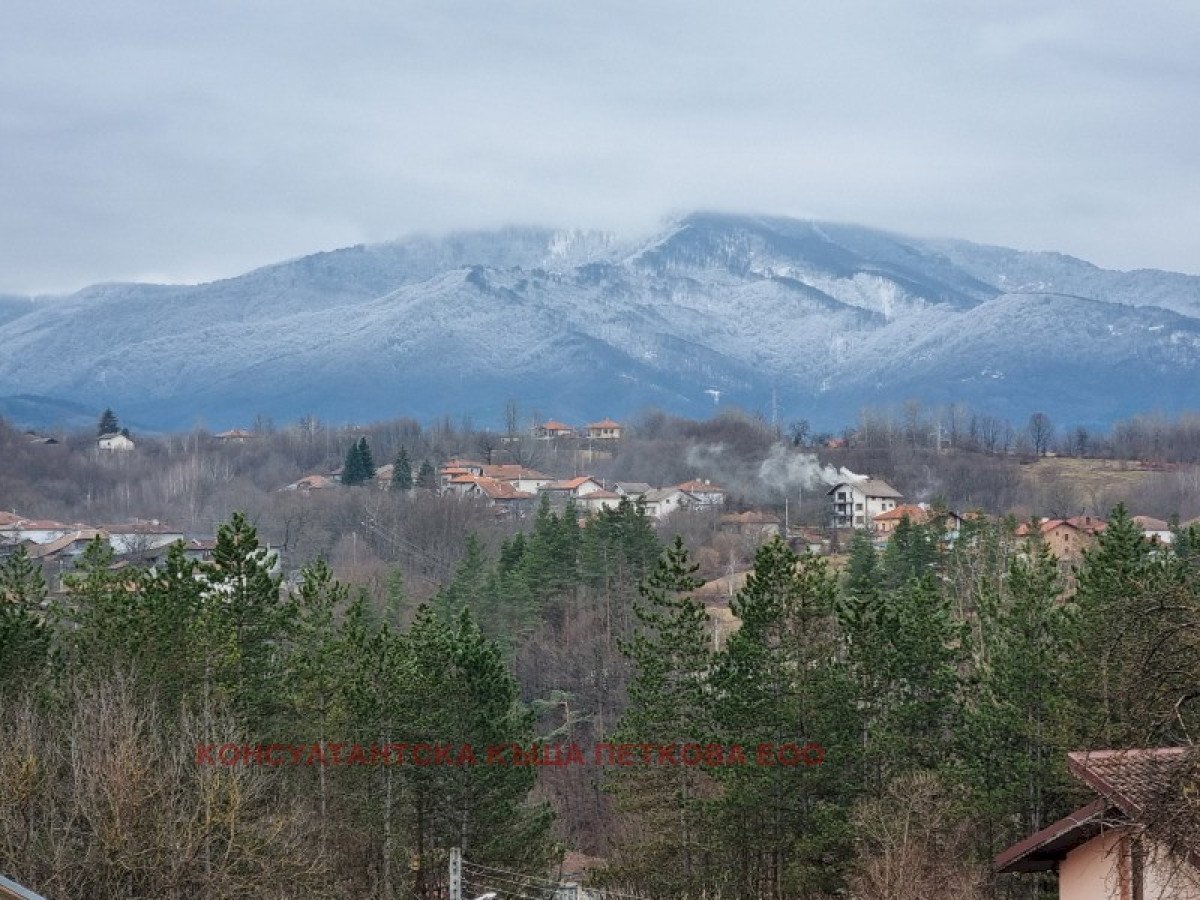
873 504 928 523
453 475 533 501
1067 747 1195 818
587 419 622 429
997 747 1199 874
539 421 573 432
546 476 600 491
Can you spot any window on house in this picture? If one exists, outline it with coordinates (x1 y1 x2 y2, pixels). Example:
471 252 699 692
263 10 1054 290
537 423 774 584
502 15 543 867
856 503 863 510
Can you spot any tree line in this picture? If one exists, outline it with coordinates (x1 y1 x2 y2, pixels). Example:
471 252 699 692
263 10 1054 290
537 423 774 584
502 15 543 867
601 508 1200 898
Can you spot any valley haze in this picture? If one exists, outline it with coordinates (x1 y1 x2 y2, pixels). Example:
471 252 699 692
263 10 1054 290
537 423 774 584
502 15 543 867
2 212 1198 432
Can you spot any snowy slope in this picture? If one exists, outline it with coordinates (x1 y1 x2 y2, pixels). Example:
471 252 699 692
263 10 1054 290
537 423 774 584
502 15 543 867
1 213 1198 430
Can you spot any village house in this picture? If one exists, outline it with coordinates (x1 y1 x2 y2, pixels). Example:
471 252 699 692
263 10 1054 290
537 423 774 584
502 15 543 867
280 474 336 493
97 432 135 451
996 748 1200 899
0 518 76 545
1017 515 1106 562
640 487 693 519
539 476 605 502
871 503 929 535
482 465 552 493
826 478 903 529
441 458 486 477
613 482 653 500
720 510 782 539
27 529 107 563
789 527 830 556
534 421 574 440
1133 515 1174 545
584 418 623 440
101 521 186 554
214 428 256 442
448 475 535 513
577 490 624 515
677 479 727 508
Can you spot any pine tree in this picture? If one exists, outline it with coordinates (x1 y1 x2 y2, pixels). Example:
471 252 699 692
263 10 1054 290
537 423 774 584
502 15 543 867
881 516 940 589
286 559 350 845
0 546 49 685
130 542 206 710
959 542 1077 871
608 537 713 894
97 407 118 436
1070 503 1162 745
712 538 858 897
391 446 413 490
433 535 491 622
202 511 290 728
416 459 437 490
357 437 376 481
839 527 883 640
342 441 366 486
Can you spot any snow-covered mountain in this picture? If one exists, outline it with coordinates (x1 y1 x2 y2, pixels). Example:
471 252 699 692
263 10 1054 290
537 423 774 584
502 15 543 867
2 213 1198 431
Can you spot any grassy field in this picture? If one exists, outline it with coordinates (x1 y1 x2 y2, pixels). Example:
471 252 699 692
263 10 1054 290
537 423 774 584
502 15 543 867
1021 456 1163 492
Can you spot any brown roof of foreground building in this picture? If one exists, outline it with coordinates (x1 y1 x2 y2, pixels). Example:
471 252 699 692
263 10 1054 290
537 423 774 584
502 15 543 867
996 747 1198 874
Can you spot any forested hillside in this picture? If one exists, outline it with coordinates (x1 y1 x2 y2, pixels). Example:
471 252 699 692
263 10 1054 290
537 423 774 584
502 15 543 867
3 500 1199 898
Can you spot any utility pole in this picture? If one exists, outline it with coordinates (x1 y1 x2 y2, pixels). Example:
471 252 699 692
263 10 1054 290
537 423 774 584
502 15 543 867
449 847 462 900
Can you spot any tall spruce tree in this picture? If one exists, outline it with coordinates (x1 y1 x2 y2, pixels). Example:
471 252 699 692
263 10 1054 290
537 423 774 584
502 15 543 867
1070 503 1163 745
391 446 413 490
0 546 49 685
357 437 376 481
416 459 437 490
881 516 940 589
202 512 290 728
608 537 713 895
97 407 118 436
960 542 1077 873
712 537 858 897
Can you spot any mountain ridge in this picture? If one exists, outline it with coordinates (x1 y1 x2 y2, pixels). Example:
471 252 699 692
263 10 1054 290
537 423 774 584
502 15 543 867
2 213 1198 431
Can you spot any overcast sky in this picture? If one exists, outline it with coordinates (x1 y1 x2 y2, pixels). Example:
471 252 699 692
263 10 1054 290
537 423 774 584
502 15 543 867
3 0 1198 294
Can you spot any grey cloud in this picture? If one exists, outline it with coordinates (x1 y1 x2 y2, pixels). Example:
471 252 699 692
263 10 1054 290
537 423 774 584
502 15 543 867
2 0 1198 294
